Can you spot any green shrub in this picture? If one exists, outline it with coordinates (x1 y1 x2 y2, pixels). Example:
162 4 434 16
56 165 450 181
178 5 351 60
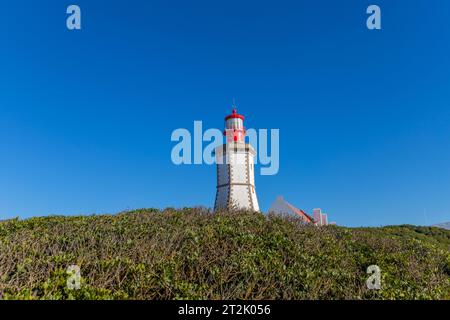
0 209 449 300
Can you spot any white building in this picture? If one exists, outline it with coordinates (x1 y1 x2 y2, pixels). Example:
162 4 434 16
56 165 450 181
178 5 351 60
313 208 331 226
214 108 260 212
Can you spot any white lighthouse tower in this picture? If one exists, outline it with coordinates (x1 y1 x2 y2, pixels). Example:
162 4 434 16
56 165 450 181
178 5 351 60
214 108 260 212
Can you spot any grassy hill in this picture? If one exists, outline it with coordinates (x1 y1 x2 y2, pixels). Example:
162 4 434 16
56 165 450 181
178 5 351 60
0 208 449 300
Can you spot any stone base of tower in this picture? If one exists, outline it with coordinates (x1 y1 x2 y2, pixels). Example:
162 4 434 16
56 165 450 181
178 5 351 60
214 142 260 212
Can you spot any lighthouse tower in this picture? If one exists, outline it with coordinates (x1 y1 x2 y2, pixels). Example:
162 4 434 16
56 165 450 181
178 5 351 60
214 108 260 212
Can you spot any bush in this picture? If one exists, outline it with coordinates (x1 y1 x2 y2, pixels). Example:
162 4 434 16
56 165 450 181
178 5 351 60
0 208 449 300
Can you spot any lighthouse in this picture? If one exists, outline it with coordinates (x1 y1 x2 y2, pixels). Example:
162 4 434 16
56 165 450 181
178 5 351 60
214 108 260 212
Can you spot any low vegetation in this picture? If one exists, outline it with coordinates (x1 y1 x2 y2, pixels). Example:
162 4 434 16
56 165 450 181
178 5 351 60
0 208 449 300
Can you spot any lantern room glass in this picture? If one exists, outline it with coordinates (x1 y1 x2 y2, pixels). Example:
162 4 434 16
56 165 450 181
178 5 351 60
226 118 243 130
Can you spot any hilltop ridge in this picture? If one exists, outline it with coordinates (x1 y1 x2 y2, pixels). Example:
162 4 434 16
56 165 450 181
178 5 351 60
0 208 449 300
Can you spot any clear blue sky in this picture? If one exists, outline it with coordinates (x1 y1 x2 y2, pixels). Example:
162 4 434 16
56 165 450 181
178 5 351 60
1 0 449 227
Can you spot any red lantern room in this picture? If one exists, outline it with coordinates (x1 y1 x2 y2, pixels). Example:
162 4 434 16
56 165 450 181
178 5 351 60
224 108 246 142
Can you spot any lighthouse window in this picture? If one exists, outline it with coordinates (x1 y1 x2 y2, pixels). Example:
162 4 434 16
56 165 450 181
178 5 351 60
226 118 243 129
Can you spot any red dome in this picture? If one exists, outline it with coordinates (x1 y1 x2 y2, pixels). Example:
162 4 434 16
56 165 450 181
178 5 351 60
225 108 245 121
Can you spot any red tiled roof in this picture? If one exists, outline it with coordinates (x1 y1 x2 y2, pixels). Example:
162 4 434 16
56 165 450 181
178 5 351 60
286 203 314 223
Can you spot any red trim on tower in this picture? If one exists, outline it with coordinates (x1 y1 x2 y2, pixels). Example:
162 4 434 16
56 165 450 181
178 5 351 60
225 108 245 121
